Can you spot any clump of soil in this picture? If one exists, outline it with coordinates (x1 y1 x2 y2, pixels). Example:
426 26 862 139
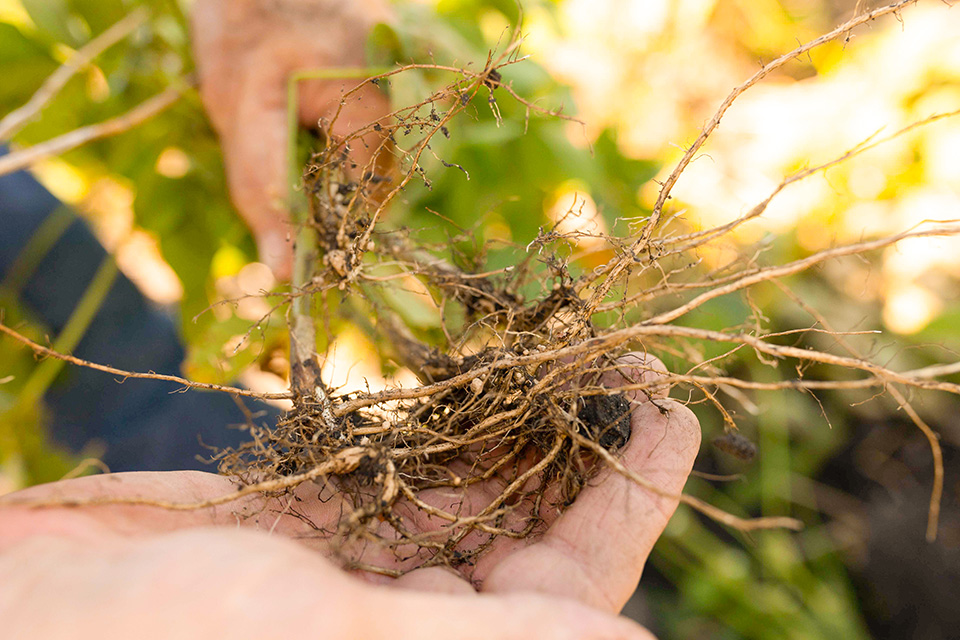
579 393 632 450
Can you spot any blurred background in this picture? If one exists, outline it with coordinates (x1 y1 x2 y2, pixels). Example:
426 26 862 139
2 0 960 637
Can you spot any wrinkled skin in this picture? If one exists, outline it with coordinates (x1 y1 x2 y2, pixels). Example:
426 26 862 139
0 353 700 639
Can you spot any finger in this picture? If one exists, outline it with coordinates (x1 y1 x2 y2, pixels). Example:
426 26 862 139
0 470 343 550
373 588 658 640
190 0 240 134
472 351 673 537
298 79 392 178
391 566 477 595
0 471 240 547
481 364 700 612
598 351 671 400
192 0 396 279
294 0 393 181
218 58 295 278
216 66 393 279
192 3 293 276
191 4 293 276
0 526 375 639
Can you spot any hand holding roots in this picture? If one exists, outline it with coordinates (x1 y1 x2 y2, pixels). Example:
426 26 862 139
7 0 960 567
216 348 698 575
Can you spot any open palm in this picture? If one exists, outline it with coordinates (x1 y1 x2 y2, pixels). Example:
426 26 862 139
1 353 699 639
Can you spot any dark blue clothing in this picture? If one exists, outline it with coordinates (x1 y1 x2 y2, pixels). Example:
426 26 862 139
0 160 278 471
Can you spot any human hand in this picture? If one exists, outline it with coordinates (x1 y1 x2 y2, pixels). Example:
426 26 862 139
0 520 651 639
191 0 392 278
0 353 699 638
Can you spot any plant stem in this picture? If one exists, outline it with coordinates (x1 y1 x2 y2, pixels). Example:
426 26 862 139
6 255 118 476
15 256 118 410
0 7 149 141
0 83 186 178
285 66 388 400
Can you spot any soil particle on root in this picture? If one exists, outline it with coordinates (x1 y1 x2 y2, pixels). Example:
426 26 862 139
578 393 632 450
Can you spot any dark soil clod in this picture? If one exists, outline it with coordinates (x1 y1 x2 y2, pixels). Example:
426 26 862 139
578 393 633 451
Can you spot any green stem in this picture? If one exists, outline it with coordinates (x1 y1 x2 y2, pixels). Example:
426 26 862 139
7 255 118 475
285 67 389 376
0 205 73 297
285 66 391 215
15 255 119 409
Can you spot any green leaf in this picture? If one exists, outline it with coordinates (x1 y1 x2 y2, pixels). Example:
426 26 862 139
67 0 125 35
917 304 960 349
0 23 57 107
20 0 76 45
366 21 404 67
380 278 442 329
